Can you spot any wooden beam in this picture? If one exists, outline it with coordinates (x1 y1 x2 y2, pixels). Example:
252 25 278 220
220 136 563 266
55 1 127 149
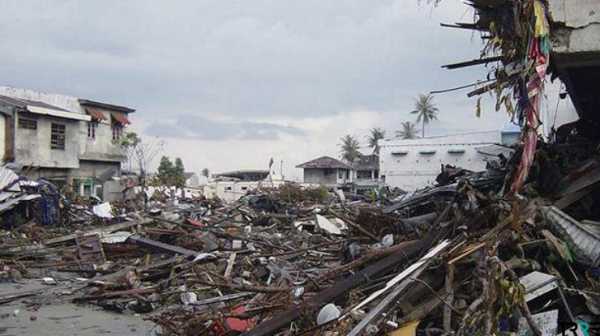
442 56 503 70
44 218 152 246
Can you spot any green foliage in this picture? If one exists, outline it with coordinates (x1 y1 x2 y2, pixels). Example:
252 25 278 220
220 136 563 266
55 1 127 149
156 156 186 187
339 134 361 163
367 127 385 154
276 183 329 203
119 132 141 148
411 93 439 138
173 158 185 188
395 121 418 139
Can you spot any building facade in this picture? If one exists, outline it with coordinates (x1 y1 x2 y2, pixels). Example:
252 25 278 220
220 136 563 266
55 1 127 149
379 130 518 191
204 170 283 202
296 156 353 187
0 86 134 199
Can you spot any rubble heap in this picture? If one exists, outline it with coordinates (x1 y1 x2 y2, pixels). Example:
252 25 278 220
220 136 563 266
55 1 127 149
0 139 598 335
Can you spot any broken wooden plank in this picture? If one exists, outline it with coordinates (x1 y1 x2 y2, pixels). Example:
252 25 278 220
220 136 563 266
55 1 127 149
240 238 428 336
126 234 199 258
193 292 253 306
0 289 43 305
224 252 237 279
442 56 503 70
44 218 152 246
73 287 157 302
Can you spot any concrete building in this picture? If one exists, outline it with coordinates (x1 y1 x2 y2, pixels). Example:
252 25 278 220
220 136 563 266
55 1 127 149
379 129 519 191
296 156 353 187
545 0 600 141
204 169 284 202
213 170 270 181
0 86 134 199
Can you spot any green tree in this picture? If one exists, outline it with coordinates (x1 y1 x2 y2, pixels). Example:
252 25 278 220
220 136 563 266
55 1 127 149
411 93 439 138
201 168 210 178
395 121 418 139
157 156 174 185
339 134 361 163
173 157 186 188
367 127 385 154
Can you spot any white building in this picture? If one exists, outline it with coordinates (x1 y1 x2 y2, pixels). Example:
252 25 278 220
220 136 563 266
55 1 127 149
379 129 519 191
203 169 285 202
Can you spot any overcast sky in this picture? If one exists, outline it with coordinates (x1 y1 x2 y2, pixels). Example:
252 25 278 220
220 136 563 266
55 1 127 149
1 0 535 179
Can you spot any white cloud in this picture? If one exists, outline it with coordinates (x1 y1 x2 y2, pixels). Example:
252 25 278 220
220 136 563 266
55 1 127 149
1 0 525 176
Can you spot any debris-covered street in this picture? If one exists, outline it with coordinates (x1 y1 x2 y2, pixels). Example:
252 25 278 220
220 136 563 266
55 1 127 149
2 0 600 335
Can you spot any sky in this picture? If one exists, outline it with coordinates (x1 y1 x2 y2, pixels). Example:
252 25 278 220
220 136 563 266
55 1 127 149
1 0 568 180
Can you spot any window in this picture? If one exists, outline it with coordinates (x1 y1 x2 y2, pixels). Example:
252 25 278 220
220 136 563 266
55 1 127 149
112 124 123 140
391 151 408 156
447 148 465 154
18 117 37 130
51 123 66 150
338 170 344 179
87 122 97 139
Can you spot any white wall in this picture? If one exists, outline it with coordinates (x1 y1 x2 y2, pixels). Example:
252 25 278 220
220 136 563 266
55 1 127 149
380 131 502 191
549 0 600 54
15 113 81 168
204 179 285 202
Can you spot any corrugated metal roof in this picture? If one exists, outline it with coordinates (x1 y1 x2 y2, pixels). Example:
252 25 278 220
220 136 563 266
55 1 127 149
0 94 70 112
543 206 600 266
0 193 40 213
0 166 20 191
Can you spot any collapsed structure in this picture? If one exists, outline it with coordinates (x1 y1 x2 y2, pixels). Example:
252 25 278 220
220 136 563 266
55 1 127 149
1 0 600 335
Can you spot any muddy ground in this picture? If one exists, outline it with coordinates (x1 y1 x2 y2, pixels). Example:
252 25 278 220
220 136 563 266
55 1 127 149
0 279 158 336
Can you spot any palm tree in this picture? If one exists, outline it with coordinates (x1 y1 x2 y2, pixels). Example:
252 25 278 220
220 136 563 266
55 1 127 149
395 121 418 139
339 134 361 163
411 93 438 138
367 127 385 154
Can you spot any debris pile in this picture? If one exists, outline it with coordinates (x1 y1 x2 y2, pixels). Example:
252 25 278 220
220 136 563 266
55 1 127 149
0 140 598 335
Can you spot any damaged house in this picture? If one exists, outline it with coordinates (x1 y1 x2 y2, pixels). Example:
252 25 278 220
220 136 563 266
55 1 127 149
0 87 134 199
296 154 381 192
296 156 353 188
204 169 285 202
